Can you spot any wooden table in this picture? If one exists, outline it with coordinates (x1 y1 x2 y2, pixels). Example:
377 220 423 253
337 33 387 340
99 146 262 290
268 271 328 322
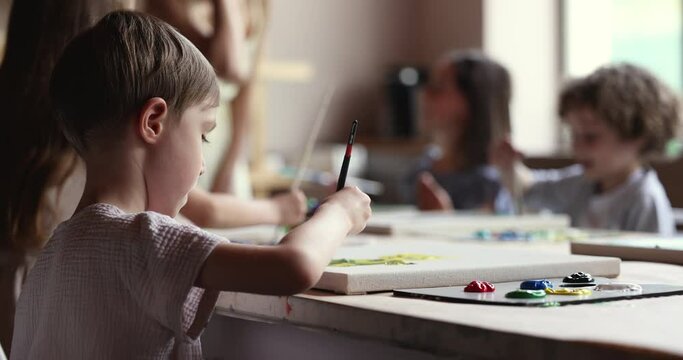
201 239 683 359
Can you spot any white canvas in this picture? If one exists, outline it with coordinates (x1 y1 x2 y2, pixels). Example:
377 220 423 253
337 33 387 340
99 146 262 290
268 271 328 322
364 211 570 236
316 240 620 294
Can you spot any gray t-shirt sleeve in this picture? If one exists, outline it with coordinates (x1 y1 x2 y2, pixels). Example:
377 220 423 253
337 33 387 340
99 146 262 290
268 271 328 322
622 174 675 235
130 212 225 339
523 165 586 213
624 198 669 235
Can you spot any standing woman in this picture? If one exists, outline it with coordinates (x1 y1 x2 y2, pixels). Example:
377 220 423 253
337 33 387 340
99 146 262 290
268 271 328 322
0 0 132 352
409 50 514 212
145 0 269 197
143 0 306 228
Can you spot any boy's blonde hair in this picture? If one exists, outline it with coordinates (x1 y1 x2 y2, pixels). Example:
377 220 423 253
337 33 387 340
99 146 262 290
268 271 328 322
50 10 219 154
559 63 680 159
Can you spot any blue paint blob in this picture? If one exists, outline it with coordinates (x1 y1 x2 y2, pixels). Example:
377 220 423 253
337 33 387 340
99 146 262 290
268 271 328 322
474 230 492 240
520 279 553 290
498 230 521 241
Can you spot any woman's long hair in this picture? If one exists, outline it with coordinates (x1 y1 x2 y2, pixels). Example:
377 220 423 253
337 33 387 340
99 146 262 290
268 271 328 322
0 0 124 252
448 51 512 169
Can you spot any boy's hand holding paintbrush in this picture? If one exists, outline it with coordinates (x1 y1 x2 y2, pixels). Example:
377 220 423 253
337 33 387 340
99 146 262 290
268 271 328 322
489 137 535 206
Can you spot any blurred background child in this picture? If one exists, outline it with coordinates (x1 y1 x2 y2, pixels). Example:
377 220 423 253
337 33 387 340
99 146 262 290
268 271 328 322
405 50 513 213
491 63 680 235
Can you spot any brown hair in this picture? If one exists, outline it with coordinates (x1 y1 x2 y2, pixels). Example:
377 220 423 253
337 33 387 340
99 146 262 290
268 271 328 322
50 10 219 155
559 63 681 158
0 0 127 252
448 50 512 169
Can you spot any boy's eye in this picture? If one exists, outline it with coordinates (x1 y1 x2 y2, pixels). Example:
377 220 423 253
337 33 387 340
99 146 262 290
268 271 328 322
202 135 210 143
572 132 599 146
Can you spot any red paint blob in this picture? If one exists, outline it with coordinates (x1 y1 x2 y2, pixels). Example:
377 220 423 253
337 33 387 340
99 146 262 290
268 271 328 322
464 280 495 293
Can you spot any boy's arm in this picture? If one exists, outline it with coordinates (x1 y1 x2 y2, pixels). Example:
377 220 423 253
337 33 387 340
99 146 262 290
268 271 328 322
415 172 454 211
180 187 306 228
500 162 535 200
624 187 675 236
195 187 371 295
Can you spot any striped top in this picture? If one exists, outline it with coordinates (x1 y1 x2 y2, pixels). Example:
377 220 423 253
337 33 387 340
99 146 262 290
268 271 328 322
11 203 225 359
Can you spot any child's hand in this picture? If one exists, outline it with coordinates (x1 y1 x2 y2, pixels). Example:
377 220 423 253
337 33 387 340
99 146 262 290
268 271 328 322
273 190 307 225
416 172 454 211
489 137 522 173
322 187 372 235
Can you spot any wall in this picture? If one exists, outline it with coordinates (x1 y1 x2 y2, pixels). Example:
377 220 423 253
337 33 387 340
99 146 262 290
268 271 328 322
483 0 561 155
0 0 556 162
414 0 483 64
262 0 483 161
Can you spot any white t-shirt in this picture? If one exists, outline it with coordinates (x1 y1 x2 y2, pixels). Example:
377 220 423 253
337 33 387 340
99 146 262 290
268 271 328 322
11 203 225 359
524 165 675 235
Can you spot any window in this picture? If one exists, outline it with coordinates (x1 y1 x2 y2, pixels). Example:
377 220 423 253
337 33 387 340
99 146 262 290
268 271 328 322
564 0 683 93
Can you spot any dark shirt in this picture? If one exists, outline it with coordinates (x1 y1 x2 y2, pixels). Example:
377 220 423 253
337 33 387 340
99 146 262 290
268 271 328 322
403 146 513 213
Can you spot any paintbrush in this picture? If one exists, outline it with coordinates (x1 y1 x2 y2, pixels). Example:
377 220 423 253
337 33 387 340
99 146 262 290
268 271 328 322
273 85 335 242
336 120 359 191
291 85 336 191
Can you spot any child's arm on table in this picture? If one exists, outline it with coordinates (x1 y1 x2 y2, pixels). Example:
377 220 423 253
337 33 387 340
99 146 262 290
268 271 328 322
181 187 307 228
416 172 454 211
195 187 371 295
489 137 535 198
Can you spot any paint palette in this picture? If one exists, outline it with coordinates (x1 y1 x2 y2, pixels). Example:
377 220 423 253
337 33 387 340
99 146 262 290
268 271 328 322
393 277 683 307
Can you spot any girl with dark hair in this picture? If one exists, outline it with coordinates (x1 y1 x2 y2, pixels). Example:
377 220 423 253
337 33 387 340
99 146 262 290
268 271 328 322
0 0 131 352
144 0 268 196
409 50 514 213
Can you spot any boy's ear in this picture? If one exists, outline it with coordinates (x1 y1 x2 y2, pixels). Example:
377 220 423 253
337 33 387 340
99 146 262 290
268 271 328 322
138 97 168 144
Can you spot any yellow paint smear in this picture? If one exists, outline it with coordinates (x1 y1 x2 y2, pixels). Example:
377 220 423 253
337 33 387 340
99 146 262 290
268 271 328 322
545 288 592 296
329 253 441 267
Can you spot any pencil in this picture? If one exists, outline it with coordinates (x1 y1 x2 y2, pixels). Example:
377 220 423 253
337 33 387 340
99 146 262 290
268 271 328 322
336 120 358 191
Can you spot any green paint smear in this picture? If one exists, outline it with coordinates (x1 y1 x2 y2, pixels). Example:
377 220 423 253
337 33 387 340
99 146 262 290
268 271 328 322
329 253 441 267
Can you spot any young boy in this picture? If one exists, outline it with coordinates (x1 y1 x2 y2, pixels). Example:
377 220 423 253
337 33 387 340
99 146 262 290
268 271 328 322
491 64 679 235
11 11 371 359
